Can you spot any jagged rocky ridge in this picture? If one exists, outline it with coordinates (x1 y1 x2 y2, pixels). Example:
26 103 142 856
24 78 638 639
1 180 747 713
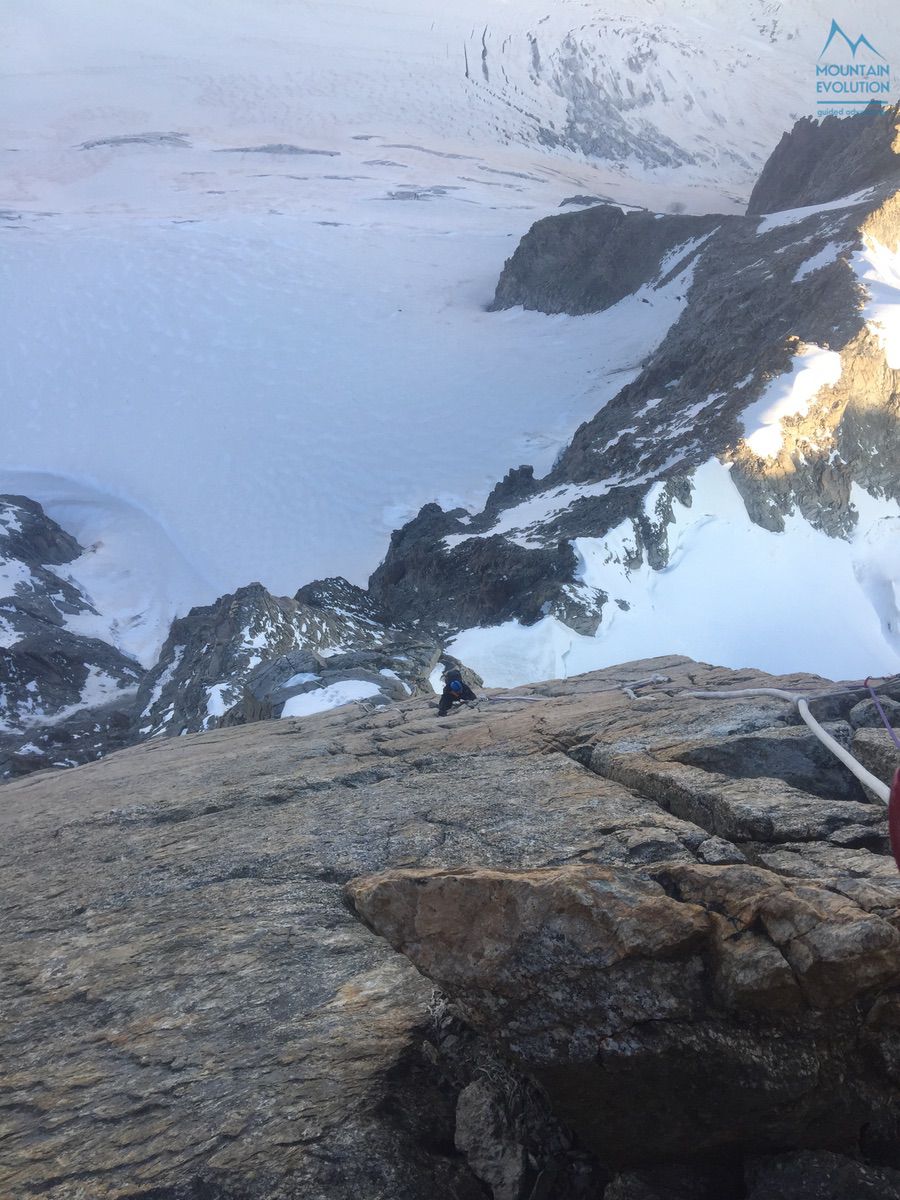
4 107 900 775
3 659 900 1198
133 577 444 738
0 496 143 778
0 504 466 778
369 105 900 637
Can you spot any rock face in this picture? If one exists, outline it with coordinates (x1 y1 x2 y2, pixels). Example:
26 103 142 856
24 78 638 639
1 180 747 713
747 102 900 216
0 496 144 779
368 502 581 635
368 113 900 642
133 579 436 737
488 205 726 315
3 657 900 1198
349 861 900 1167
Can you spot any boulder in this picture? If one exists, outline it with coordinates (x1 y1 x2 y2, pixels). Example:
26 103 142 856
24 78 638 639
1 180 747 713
347 861 900 1165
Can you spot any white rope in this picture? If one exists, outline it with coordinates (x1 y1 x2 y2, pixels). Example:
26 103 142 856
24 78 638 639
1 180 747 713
797 698 890 803
687 687 890 804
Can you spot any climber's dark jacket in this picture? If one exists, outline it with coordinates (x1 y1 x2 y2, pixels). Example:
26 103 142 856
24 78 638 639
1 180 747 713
437 680 477 717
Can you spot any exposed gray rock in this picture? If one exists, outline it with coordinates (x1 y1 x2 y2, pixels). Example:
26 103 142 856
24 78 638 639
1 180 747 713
605 1163 741 1200
696 835 747 865
1 496 144 779
133 579 422 738
0 494 82 564
850 696 900 730
747 103 900 216
350 855 900 1168
221 641 446 727
216 143 341 156
558 194 610 208
77 132 190 150
0 702 134 779
294 575 386 625
852 726 900 791
744 1150 900 1199
454 1079 528 1199
4 658 900 1197
368 504 579 634
489 204 725 315
669 723 869 803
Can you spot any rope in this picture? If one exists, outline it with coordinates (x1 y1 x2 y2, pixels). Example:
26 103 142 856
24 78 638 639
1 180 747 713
866 678 900 751
460 675 898 807
797 697 889 804
688 686 891 804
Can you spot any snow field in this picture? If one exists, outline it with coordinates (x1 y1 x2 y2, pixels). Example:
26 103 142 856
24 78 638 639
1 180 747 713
4 0 900 698
449 461 900 687
1 208 691 643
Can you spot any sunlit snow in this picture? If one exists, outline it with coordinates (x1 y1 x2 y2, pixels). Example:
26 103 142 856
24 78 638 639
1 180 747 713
741 347 843 460
855 235 900 369
755 188 879 233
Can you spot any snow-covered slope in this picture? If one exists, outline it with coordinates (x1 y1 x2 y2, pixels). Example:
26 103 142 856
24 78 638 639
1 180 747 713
5 0 897 669
449 467 900 685
371 118 900 685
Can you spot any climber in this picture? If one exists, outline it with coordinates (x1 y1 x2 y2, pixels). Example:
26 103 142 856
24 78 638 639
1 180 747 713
437 667 477 717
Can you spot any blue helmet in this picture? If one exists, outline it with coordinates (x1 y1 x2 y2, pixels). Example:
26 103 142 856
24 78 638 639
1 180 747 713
449 679 463 694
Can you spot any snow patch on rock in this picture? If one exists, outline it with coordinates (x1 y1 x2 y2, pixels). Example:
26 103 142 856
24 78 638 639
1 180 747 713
741 346 843 460
281 679 381 718
855 234 900 368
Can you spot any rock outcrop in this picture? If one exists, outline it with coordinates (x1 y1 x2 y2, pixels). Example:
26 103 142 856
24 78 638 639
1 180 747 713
367 112 900 644
3 657 900 1198
346 663 900 1191
488 205 726 315
349 861 900 1167
0 495 144 779
133 578 436 738
747 103 900 216
368 503 581 635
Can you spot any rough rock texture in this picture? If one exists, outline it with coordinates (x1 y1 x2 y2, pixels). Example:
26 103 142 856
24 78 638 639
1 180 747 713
0 496 144 779
350 860 900 1167
744 1151 900 1199
748 103 900 216
222 641 442 726
4 657 900 1198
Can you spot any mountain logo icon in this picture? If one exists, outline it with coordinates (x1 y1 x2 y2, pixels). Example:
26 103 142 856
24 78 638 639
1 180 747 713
818 19 885 60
